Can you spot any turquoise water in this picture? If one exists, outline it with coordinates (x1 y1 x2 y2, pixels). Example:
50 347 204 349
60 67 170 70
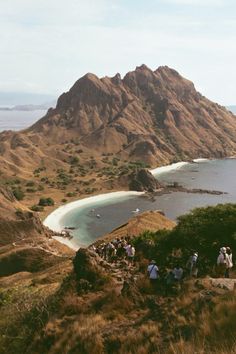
60 194 139 247
62 159 236 247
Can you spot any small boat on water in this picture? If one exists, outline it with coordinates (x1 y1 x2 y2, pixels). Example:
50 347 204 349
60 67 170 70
132 208 140 214
96 214 101 218
64 226 77 230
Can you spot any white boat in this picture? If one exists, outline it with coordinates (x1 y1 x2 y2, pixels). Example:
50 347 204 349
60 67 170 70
132 208 140 213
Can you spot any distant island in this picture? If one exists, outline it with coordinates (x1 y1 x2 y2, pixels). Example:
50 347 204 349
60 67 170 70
0 101 56 111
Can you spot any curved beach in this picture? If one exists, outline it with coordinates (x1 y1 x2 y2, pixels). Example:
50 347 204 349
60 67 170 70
43 191 144 249
44 159 209 249
150 161 189 175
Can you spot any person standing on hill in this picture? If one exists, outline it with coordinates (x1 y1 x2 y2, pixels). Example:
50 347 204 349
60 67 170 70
125 244 135 264
217 247 230 277
173 264 183 282
186 251 198 277
225 247 233 278
147 260 159 290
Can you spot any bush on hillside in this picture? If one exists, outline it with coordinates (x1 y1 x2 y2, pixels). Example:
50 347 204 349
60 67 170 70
26 188 37 193
12 188 25 201
26 181 35 187
30 205 44 212
69 156 79 165
38 197 54 206
134 204 236 273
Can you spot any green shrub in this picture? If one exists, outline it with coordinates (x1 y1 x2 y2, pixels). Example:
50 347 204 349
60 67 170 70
26 188 37 193
69 156 80 165
12 188 25 201
15 208 24 217
30 205 44 212
26 181 35 187
38 197 54 206
66 192 76 198
84 187 97 194
112 158 119 166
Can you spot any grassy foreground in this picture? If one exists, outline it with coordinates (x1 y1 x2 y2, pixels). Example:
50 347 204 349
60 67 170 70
0 204 236 354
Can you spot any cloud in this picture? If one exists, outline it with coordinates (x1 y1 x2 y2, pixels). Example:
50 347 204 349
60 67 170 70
164 0 224 5
0 0 235 104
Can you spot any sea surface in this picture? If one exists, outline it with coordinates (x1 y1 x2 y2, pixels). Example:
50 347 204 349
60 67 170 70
61 159 236 247
0 109 47 132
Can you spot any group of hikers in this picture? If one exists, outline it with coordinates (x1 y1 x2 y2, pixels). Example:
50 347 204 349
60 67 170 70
91 240 233 294
147 246 234 293
93 237 136 263
147 251 199 294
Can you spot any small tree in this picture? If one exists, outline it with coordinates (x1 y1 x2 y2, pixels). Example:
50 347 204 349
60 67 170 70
38 197 55 206
13 188 25 201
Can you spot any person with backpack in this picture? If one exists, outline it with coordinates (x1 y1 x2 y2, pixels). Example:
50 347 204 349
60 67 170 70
147 260 159 290
217 247 230 277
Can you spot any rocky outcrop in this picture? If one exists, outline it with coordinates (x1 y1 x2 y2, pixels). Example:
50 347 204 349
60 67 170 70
210 278 236 291
128 168 162 192
73 249 109 292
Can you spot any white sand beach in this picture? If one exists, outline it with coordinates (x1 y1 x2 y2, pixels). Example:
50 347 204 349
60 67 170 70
43 191 144 248
150 161 189 175
193 158 209 163
44 159 210 250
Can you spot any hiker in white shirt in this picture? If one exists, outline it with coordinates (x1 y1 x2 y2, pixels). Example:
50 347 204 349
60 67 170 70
125 244 135 264
173 265 183 281
186 251 198 277
147 260 159 289
217 247 230 277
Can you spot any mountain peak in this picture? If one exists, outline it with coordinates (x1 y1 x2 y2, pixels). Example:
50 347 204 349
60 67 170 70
156 65 181 77
26 64 236 168
135 64 152 72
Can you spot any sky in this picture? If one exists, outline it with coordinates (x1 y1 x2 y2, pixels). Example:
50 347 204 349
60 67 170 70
0 0 235 105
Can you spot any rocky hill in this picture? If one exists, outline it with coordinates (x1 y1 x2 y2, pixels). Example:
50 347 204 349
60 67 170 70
1 65 236 180
32 65 236 162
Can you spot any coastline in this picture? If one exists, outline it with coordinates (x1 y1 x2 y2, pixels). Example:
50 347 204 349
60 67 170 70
150 161 189 175
43 191 144 249
52 235 79 251
44 159 209 250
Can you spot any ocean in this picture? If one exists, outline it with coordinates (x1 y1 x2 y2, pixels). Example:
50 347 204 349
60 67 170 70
61 159 236 247
0 110 47 132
